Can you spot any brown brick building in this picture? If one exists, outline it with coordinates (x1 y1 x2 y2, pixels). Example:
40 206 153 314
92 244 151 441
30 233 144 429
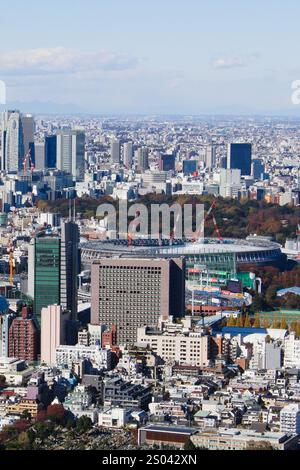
9 306 39 361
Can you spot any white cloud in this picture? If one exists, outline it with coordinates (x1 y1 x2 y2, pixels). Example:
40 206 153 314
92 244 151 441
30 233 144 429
0 47 140 75
211 53 259 70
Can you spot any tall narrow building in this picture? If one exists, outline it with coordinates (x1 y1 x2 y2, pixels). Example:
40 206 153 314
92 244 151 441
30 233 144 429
123 142 133 168
111 139 120 164
56 129 85 181
1 110 24 172
32 220 79 324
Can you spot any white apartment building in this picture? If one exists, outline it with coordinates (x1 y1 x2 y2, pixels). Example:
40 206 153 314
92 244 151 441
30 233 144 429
284 333 300 369
280 404 300 435
137 326 210 367
98 407 131 428
55 344 112 370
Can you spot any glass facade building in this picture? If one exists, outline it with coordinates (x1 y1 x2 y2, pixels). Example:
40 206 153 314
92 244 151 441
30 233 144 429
34 237 61 324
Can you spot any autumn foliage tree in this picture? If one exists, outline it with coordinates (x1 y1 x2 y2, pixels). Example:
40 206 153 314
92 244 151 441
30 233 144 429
46 404 66 425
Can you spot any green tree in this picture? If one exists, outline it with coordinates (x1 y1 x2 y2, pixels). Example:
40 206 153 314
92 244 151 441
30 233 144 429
184 439 196 450
76 415 93 434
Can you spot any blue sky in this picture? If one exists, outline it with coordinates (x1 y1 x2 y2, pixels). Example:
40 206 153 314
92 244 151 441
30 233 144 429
1 0 300 114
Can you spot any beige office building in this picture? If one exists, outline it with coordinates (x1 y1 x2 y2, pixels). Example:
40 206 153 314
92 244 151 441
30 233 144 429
41 305 70 365
91 257 185 345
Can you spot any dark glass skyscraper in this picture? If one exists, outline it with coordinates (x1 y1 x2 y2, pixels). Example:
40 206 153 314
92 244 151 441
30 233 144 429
45 135 57 169
32 220 79 324
228 143 252 176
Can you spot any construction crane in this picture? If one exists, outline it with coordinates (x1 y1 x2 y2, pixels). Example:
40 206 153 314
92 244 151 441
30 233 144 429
193 200 223 242
7 239 14 287
23 149 35 175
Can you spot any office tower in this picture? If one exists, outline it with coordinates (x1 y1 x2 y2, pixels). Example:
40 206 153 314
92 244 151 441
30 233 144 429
0 110 24 172
21 114 34 156
110 139 120 164
34 142 45 170
45 135 57 168
60 220 79 320
252 158 264 180
205 145 216 169
56 129 85 181
91 257 185 345
183 160 197 175
280 404 300 435
227 143 252 176
159 153 175 172
8 306 39 361
32 220 79 323
220 169 241 198
137 147 149 172
41 305 71 365
123 142 133 168
33 235 61 323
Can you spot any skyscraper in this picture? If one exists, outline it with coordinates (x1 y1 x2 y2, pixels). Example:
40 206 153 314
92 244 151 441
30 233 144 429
45 135 57 169
60 220 79 320
0 110 24 172
205 145 217 169
111 139 120 164
227 143 252 176
33 235 61 324
34 142 45 170
123 142 133 168
56 129 85 181
137 147 149 172
91 257 185 345
159 153 175 172
21 114 34 156
32 220 79 323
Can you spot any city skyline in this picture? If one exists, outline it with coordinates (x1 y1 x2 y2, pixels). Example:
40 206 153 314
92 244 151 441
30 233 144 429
1 0 300 115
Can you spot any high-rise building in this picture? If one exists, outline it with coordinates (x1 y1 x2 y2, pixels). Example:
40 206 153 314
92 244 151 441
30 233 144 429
41 304 71 365
183 160 197 175
137 147 149 172
34 142 45 170
251 159 264 180
56 129 85 181
220 169 241 198
280 404 300 435
8 306 39 361
123 142 133 168
205 145 217 169
0 110 24 172
159 153 175 172
33 235 61 323
32 220 79 323
0 313 15 357
227 143 252 176
21 114 34 156
60 220 79 320
111 139 120 164
45 135 57 169
91 257 185 345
